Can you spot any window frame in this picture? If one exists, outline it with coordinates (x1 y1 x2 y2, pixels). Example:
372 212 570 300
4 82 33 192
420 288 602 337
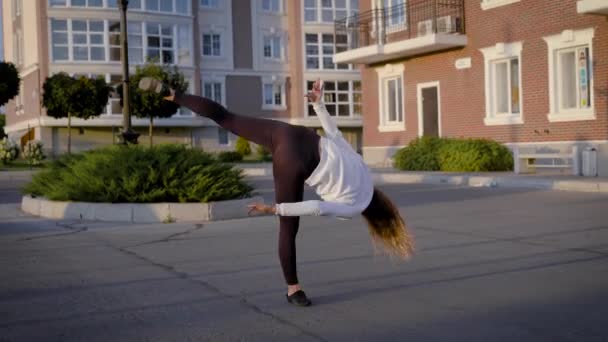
543 28 595 123
304 0 359 23
261 0 282 14
262 79 286 110
305 32 350 70
376 64 405 132
480 41 524 126
201 32 222 57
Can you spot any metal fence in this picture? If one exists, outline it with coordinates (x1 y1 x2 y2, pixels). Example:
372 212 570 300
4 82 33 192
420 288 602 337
335 0 465 50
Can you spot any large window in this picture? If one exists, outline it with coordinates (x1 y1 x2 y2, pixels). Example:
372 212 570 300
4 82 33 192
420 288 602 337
304 0 359 23
480 41 523 126
50 19 192 65
544 28 595 122
50 0 189 14
146 23 174 64
202 33 221 57
262 0 281 13
305 33 349 70
203 81 223 104
200 0 219 9
307 80 361 117
383 0 406 27
72 20 105 61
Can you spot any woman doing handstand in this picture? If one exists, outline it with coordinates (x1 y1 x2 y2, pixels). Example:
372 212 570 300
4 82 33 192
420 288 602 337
140 78 414 307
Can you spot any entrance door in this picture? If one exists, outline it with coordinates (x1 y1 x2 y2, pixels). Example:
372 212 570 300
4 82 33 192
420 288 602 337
421 86 439 137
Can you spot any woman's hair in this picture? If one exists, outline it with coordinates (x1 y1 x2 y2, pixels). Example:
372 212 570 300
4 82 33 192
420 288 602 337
362 188 414 259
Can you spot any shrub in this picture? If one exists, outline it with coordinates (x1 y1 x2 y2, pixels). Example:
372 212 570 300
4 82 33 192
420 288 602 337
393 137 513 172
235 137 251 156
438 138 513 172
23 144 253 203
0 138 19 164
393 136 447 171
22 140 46 166
257 144 272 161
217 151 243 163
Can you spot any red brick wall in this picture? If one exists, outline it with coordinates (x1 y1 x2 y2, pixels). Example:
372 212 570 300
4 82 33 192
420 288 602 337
362 0 608 147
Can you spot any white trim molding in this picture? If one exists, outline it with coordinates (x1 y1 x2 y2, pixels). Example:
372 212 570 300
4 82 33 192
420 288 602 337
376 63 406 132
416 81 442 137
543 28 595 123
480 41 524 126
481 0 521 11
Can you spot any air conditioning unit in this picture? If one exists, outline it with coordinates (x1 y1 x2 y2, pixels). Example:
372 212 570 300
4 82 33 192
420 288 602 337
437 15 462 34
417 20 433 36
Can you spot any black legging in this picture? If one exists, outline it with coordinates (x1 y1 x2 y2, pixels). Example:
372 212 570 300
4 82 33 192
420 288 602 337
174 93 320 285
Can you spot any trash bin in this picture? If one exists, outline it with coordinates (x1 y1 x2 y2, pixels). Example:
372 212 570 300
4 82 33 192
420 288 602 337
582 147 597 177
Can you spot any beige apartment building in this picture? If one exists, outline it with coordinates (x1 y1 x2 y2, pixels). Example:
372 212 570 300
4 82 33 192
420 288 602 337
2 0 362 155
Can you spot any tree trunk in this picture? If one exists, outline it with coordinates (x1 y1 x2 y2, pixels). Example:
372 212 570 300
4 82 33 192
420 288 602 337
67 113 72 155
149 116 154 148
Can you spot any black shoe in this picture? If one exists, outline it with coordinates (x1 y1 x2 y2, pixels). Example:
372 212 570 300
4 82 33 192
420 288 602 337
286 290 312 307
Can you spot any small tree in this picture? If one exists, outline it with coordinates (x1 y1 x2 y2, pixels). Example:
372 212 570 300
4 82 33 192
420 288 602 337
0 62 21 107
236 137 251 156
120 62 189 147
43 73 110 154
0 113 6 139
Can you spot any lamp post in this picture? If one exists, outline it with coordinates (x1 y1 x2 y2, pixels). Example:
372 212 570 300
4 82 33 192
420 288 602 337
118 0 140 144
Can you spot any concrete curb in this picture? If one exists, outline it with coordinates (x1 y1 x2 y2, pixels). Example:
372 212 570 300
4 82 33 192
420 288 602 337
21 195 263 223
372 172 608 193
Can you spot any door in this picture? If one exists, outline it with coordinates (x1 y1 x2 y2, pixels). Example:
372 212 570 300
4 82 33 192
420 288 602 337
421 86 439 137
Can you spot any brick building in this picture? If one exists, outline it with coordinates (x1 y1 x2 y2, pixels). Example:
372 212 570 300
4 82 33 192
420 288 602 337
335 0 608 176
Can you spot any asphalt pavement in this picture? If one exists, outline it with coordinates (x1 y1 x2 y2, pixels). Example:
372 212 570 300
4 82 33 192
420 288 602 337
1 176 608 341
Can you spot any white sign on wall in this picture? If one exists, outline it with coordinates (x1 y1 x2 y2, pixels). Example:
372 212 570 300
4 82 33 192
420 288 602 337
455 57 472 70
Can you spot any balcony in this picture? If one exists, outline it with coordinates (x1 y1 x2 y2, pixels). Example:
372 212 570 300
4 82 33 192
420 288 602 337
577 0 608 15
334 0 467 65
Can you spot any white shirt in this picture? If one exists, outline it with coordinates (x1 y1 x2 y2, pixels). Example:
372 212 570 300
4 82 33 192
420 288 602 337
275 102 374 219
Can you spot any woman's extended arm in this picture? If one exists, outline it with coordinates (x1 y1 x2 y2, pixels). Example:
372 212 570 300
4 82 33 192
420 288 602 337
306 79 341 139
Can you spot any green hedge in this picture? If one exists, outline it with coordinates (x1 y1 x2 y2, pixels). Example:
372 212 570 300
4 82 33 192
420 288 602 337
394 137 513 172
23 144 253 203
217 151 243 163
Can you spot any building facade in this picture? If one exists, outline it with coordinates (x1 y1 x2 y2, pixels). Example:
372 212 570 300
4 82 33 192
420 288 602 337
335 0 608 175
1 0 362 155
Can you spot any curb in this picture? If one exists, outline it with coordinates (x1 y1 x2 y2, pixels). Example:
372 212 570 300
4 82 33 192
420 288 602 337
0 170 38 181
21 195 263 223
372 173 608 193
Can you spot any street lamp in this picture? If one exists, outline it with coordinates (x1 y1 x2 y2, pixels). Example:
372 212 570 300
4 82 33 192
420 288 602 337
118 0 140 144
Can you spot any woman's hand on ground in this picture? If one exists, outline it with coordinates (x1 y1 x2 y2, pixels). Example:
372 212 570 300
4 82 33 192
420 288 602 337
247 202 276 216
305 78 324 104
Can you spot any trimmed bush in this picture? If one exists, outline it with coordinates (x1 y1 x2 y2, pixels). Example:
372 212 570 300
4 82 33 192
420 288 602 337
22 140 46 166
235 137 251 156
394 137 513 172
23 144 253 203
257 144 272 161
393 136 447 171
0 138 19 164
217 151 243 163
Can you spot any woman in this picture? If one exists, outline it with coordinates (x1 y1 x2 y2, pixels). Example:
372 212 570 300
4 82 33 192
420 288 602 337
140 78 414 307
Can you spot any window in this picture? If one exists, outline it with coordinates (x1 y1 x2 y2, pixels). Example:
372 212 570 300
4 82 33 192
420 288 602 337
304 0 359 23
376 64 405 131
71 0 103 7
481 0 521 11
108 74 122 115
72 20 105 61
107 0 142 10
218 128 229 145
307 80 361 117
544 28 595 122
263 82 284 108
200 0 219 8
305 33 349 70
383 0 406 28
263 35 282 60
51 19 69 61
146 23 174 64
202 33 221 56
177 25 192 65
480 42 523 125
203 81 223 104
49 0 67 6
127 21 144 64
262 0 281 12
108 21 121 62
